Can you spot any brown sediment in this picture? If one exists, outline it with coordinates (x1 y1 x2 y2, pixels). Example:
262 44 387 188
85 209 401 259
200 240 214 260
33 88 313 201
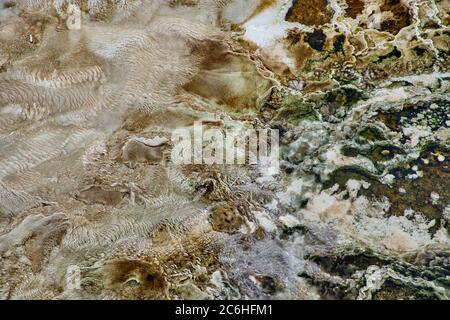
254 0 277 14
285 0 334 26
245 0 277 22
104 259 167 298
25 216 68 272
210 203 244 233
285 29 316 70
183 40 272 111
122 110 197 132
169 0 199 7
260 50 294 76
78 186 125 206
345 0 365 19
303 80 335 93
380 0 412 35
3 1 16 8
121 140 165 164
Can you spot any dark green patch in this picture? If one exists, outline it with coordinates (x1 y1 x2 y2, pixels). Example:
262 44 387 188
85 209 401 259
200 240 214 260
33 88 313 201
324 86 367 111
356 126 386 143
305 29 327 51
372 278 443 300
273 96 319 125
309 250 389 278
333 34 346 52
377 99 450 132
377 47 402 62
385 80 414 89
3 1 15 8
341 143 404 169
305 246 449 300
323 143 450 233
413 47 427 56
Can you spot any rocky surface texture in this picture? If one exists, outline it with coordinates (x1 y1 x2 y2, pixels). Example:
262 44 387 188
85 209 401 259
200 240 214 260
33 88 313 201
0 0 449 300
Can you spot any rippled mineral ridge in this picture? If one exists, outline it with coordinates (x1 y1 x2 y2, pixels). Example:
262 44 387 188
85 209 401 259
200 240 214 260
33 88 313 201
0 0 449 300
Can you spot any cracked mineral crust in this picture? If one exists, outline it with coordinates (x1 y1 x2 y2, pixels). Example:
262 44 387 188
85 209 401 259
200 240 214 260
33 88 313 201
0 0 449 300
